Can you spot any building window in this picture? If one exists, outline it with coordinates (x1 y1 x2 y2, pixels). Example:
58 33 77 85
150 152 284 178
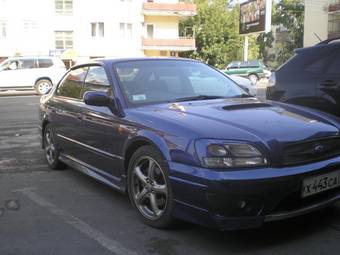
0 21 6 39
119 23 132 38
55 31 73 49
91 22 104 37
146 24 154 39
23 20 38 33
55 0 73 15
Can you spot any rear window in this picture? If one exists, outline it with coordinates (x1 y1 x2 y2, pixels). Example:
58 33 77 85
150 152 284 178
38 59 53 68
56 67 88 99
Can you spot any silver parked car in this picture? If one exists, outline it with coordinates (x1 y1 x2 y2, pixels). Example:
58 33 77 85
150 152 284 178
229 74 257 96
0 56 66 94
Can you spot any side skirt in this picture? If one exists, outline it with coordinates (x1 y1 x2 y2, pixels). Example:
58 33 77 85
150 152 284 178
59 153 126 194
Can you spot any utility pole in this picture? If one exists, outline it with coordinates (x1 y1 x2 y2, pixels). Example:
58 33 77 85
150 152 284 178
244 35 249 61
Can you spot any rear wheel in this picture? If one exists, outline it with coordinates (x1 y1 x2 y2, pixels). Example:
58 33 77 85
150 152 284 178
127 146 175 228
43 124 66 170
248 74 259 85
35 79 52 95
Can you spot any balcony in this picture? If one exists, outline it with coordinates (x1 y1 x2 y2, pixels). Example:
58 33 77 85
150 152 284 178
142 2 196 17
142 37 195 51
329 1 340 13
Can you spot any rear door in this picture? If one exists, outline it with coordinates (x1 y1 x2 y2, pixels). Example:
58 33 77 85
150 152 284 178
226 61 241 75
317 54 340 117
48 66 89 159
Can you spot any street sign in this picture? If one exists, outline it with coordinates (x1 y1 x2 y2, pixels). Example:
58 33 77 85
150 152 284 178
239 0 272 35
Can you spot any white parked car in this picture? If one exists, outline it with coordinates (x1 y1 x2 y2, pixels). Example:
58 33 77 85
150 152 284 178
229 74 257 96
0 57 66 94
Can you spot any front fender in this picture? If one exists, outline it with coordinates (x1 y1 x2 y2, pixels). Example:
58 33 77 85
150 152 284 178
124 130 172 161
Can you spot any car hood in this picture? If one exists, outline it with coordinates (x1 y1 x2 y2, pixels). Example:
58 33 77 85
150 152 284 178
131 98 340 148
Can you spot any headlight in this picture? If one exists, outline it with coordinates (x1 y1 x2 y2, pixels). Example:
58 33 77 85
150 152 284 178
196 140 268 169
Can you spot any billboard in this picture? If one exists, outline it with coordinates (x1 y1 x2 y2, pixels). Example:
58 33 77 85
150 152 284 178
239 0 272 35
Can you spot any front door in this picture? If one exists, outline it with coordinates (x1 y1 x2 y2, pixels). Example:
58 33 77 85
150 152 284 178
78 65 124 184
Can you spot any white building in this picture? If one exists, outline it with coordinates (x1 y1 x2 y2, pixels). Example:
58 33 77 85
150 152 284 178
0 0 196 62
304 0 340 47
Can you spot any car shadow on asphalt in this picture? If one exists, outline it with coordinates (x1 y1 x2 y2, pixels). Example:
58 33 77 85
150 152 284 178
56 167 340 254
171 205 340 253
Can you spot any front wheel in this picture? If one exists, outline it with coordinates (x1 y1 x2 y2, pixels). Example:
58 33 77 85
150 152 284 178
127 146 175 228
35 79 53 95
248 74 259 85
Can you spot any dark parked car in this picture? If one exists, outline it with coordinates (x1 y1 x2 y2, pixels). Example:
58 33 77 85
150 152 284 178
222 60 270 84
40 58 340 231
267 38 340 118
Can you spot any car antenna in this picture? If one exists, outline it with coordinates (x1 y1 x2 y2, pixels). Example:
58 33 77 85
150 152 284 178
314 32 322 42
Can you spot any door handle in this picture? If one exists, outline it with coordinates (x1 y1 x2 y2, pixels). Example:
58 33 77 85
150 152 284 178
321 80 337 87
76 113 83 120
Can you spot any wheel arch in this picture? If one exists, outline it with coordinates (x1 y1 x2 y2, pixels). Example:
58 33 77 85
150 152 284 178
41 118 50 148
35 77 53 85
248 73 259 78
123 134 171 175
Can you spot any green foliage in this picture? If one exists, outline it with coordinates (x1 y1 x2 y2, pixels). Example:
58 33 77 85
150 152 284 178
180 0 259 68
257 0 304 67
273 0 304 64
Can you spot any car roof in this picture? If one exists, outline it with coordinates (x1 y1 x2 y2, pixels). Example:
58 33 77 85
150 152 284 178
71 57 200 69
296 40 340 54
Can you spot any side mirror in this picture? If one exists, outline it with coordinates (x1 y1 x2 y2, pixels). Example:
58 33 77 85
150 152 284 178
84 91 111 107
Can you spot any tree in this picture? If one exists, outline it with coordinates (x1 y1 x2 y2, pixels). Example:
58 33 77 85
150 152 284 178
180 0 259 68
257 0 304 67
273 0 304 65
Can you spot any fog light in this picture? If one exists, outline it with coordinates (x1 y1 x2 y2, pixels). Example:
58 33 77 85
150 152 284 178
237 200 247 209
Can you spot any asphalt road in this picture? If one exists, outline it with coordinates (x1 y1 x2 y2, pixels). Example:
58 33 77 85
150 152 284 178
1 95 340 255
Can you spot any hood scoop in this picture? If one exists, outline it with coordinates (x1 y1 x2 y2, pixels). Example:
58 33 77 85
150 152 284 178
222 103 272 111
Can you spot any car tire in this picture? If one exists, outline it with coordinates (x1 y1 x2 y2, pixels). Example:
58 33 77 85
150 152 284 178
127 145 176 229
35 79 53 95
43 124 66 170
248 74 259 85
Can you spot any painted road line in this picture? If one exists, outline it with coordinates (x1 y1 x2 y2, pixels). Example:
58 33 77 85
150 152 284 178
15 188 138 255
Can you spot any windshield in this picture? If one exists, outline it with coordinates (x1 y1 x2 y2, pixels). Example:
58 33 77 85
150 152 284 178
115 60 247 106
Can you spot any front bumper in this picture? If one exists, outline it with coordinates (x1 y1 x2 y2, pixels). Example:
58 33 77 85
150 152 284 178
168 156 340 230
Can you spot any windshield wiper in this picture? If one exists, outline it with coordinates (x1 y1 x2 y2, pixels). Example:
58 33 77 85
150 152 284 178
229 94 254 98
171 95 225 102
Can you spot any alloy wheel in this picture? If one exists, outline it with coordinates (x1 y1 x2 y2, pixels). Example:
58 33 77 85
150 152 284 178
131 156 168 221
45 129 57 165
37 81 52 94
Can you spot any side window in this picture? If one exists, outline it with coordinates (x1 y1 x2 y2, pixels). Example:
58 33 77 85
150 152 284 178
82 66 110 97
56 67 88 99
240 62 249 68
18 59 36 69
38 59 54 68
228 62 239 69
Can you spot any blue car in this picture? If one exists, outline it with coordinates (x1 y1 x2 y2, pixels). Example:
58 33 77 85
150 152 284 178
39 58 340 230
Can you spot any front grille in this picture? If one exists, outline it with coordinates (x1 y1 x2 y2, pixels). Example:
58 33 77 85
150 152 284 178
282 137 340 166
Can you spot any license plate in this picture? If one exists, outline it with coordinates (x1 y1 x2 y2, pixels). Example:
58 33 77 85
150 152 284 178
302 171 340 198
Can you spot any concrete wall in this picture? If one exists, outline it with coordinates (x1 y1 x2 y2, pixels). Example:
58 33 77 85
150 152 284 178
144 16 179 39
304 0 329 47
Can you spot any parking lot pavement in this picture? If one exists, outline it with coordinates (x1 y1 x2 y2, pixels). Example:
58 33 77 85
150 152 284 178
2 95 340 255
0 90 37 97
